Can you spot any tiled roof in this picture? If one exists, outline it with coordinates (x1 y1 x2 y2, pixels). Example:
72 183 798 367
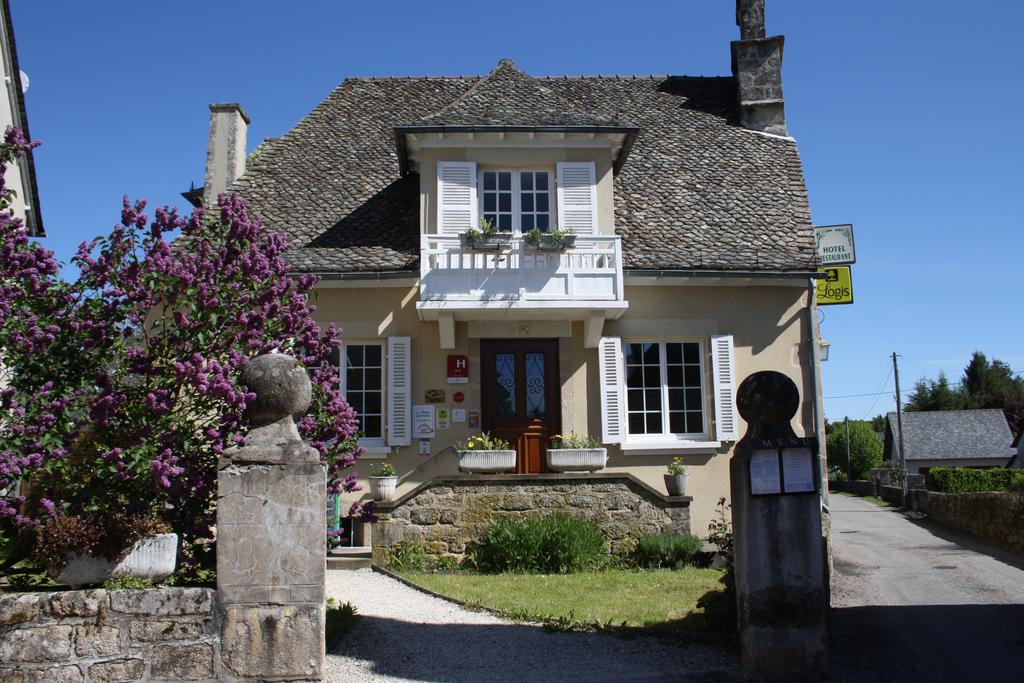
885 409 1016 462
230 60 817 274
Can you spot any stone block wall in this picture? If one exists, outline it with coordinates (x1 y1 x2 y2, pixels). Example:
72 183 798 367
0 587 217 682
921 491 1024 552
373 473 692 565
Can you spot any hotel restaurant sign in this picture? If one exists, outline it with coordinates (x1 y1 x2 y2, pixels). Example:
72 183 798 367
814 224 856 266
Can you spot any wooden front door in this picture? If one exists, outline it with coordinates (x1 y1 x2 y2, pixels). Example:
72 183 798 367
481 339 561 474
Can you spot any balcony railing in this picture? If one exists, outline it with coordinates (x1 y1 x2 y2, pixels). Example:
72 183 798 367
419 234 624 304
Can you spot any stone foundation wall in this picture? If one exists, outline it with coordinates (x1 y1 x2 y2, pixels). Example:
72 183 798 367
373 473 692 565
919 491 1024 552
0 587 217 682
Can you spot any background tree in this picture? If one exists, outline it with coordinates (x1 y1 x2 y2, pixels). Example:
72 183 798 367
906 372 962 412
826 419 883 480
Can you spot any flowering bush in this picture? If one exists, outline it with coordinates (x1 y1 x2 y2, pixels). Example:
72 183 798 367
549 433 602 449
0 128 365 569
455 433 511 451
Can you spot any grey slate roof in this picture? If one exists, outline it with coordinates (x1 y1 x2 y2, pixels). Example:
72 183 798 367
885 410 1016 463
230 59 817 274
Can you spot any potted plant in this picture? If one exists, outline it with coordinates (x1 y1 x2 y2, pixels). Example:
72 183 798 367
456 433 516 473
33 512 178 588
523 226 576 251
664 457 689 496
546 433 607 472
368 462 398 502
460 217 513 251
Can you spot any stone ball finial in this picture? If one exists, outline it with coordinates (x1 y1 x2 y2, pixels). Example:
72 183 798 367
242 354 312 426
736 370 799 426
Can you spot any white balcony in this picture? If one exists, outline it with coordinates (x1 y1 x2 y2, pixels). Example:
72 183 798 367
417 234 628 347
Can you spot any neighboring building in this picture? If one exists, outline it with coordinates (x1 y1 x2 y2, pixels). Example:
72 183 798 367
883 409 1016 475
0 0 42 236
188 0 824 544
1009 431 1022 469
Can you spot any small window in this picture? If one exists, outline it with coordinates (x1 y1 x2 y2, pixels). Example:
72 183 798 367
625 341 706 438
480 170 551 233
344 343 384 444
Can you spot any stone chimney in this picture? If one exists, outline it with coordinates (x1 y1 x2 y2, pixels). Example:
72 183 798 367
203 103 250 208
731 0 787 136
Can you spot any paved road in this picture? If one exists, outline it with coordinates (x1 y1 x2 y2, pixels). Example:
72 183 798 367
829 493 1024 682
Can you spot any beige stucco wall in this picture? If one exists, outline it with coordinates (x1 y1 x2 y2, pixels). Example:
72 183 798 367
418 147 615 236
313 279 814 540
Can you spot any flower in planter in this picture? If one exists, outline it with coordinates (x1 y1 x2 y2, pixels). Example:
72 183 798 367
667 457 688 475
463 217 500 246
524 226 573 249
550 433 602 449
369 463 395 477
455 432 511 451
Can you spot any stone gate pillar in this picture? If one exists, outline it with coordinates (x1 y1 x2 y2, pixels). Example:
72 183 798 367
216 354 326 681
730 371 828 680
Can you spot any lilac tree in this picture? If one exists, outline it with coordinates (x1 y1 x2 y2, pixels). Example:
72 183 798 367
0 129 365 568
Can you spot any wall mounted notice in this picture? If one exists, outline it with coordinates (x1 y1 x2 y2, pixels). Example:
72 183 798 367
418 439 431 456
782 448 815 493
750 449 782 495
816 266 853 306
437 408 450 430
452 408 466 423
412 405 436 439
447 355 469 384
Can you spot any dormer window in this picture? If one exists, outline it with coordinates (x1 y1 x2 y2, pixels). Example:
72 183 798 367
481 170 551 233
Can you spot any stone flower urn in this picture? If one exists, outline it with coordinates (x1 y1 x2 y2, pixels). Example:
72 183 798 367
664 473 689 497
369 475 398 502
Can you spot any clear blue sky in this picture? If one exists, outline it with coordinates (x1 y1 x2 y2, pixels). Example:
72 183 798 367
10 0 1024 424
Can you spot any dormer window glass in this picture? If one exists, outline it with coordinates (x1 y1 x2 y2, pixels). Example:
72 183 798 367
480 170 551 233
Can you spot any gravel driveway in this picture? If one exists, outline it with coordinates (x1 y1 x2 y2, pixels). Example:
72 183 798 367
829 493 1024 681
324 568 739 682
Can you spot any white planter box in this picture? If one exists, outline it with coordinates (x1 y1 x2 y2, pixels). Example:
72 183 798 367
56 533 178 588
546 448 607 472
369 475 398 502
458 449 517 473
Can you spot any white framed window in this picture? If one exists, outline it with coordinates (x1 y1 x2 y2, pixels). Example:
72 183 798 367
342 342 385 448
479 169 552 233
624 340 707 440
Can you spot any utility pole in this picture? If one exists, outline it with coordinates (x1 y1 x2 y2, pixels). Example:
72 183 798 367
845 417 851 482
892 352 907 502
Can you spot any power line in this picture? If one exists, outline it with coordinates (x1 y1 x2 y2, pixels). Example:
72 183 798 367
825 391 893 399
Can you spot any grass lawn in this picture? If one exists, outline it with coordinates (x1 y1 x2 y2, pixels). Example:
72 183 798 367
398 567 732 637
833 490 890 507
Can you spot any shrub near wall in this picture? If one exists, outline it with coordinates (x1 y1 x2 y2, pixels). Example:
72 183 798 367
929 467 1024 493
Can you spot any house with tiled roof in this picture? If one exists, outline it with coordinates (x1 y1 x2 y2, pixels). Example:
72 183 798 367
883 409 1016 475
187 0 825 558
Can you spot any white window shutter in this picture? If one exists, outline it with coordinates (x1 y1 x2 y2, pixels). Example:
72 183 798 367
436 161 477 234
334 342 346 396
598 336 625 444
711 335 739 441
387 337 412 446
556 162 597 234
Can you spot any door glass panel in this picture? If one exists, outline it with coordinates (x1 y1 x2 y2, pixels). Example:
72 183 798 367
495 353 516 420
525 352 546 419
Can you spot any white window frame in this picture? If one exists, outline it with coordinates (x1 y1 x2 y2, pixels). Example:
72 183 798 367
478 168 553 234
622 339 717 451
340 340 389 457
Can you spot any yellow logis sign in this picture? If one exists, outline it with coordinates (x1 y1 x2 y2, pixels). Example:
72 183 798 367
816 266 853 305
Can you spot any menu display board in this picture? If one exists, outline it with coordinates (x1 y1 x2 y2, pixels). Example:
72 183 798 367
747 438 819 497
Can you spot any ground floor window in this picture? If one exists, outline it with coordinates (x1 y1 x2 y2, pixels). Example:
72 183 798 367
344 343 384 445
624 341 706 438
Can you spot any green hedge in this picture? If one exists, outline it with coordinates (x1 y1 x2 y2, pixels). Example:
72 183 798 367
632 533 703 569
928 467 1024 493
467 513 608 574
